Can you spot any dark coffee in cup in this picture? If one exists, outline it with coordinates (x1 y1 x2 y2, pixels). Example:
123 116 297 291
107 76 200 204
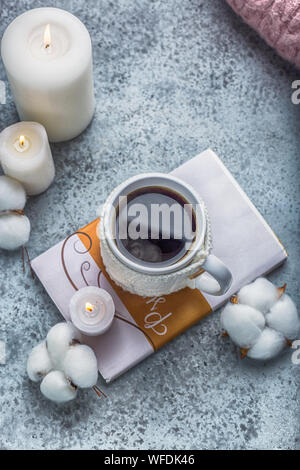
115 186 196 268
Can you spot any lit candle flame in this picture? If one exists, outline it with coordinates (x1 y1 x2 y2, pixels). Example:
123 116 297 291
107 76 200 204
19 135 25 147
85 302 94 313
44 24 51 49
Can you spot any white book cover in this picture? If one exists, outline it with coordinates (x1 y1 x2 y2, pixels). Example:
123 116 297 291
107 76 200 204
32 149 287 382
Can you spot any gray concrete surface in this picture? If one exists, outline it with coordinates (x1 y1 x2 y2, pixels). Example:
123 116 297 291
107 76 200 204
0 0 299 450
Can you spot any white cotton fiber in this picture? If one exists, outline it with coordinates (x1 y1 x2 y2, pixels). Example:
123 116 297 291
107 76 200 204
266 294 300 341
0 213 30 250
221 303 265 349
247 328 286 360
27 341 52 382
238 277 278 314
40 370 77 403
0 175 26 212
46 322 82 369
63 344 98 388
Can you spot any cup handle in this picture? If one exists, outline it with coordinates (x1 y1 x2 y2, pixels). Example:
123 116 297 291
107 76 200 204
193 255 233 296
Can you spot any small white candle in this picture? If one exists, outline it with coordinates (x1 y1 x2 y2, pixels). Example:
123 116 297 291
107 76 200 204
1 8 95 142
69 287 115 337
0 122 55 196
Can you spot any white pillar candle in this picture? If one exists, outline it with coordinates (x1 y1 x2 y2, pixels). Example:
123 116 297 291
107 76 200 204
0 122 55 196
70 287 115 337
1 8 95 142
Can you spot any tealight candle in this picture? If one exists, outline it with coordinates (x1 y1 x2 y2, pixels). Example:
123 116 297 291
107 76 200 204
1 8 95 142
0 122 55 196
69 287 115 337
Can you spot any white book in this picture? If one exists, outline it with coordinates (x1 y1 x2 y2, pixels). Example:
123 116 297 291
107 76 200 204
32 149 287 382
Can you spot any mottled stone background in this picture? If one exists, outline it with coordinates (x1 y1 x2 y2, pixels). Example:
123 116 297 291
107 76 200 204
0 0 299 450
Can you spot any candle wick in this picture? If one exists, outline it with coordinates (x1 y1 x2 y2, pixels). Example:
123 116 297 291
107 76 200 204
19 135 25 148
44 24 51 50
85 302 94 313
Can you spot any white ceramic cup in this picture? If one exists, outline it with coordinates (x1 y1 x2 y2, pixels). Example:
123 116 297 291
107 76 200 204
100 173 232 297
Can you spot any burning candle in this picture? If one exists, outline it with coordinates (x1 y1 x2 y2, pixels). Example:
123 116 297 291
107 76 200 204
0 122 55 196
1 8 95 142
69 287 115 336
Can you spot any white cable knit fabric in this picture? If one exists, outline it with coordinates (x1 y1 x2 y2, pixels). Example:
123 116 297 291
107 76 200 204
99 197 212 297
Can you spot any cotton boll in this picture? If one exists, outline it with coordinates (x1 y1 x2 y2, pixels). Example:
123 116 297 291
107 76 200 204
238 277 278 314
63 344 98 388
221 303 265 349
40 370 77 403
266 295 300 341
0 213 30 250
247 328 286 360
27 341 52 382
0 175 26 212
46 322 82 369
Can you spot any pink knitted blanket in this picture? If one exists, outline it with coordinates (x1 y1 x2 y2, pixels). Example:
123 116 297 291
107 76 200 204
226 0 300 68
